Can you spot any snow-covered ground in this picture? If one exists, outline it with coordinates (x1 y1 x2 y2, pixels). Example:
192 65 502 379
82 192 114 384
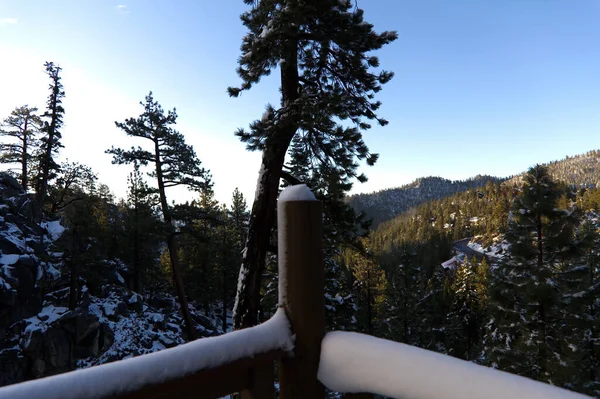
467 237 509 259
40 220 65 242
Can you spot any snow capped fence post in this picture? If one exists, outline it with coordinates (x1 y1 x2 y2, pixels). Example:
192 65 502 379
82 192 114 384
277 185 325 399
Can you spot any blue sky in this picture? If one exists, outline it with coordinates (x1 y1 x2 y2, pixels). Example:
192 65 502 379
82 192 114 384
1 1 599 205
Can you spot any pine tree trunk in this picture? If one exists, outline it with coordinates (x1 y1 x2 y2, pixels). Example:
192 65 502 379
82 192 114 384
589 258 596 383
154 139 195 340
403 269 409 342
21 116 28 191
366 269 373 335
38 89 58 205
165 234 195 338
69 227 78 310
233 150 289 329
222 261 227 333
539 303 547 378
536 215 546 378
233 37 299 330
133 202 141 293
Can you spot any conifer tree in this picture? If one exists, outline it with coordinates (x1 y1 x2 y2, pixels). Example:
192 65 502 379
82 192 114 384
106 92 212 339
124 162 161 293
558 220 600 395
380 245 422 343
181 186 221 313
447 257 488 360
349 247 387 335
225 189 249 329
0 105 42 190
484 165 580 383
229 0 397 329
36 62 65 205
229 188 249 248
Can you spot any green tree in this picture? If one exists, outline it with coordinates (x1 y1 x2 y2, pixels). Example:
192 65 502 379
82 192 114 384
484 165 580 384
179 186 221 313
122 162 162 293
224 189 249 329
230 0 397 329
106 92 212 340
558 220 600 395
36 62 65 205
447 257 488 360
0 105 42 190
348 247 387 336
379 244 426 344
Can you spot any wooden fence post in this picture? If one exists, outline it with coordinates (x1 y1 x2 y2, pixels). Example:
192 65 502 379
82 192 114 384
277 185 325 399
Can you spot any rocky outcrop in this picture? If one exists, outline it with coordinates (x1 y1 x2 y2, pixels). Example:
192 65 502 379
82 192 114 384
0 173 114 386
0 173 223 388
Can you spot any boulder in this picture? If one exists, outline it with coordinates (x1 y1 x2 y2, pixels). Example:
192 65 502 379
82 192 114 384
43 288 70 309
74 327 100 359
192 313 215 330
11 194 42 225
24 238 45 257
44 328 72 369
0 238 22 256
116 301 128 317
127 292 143 312
165 323 180 333
150 296 174 310
0 173 23 199
75 315 100 344
22 328 43 354
30 359 45 378
98 324 114 353
12 263 36 303
158 335 177 348
21 289 42 320
0 347 28 387
0 286 17 307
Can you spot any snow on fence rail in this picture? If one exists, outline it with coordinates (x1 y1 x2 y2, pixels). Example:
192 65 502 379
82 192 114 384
0 310 293 399
318 331 591 399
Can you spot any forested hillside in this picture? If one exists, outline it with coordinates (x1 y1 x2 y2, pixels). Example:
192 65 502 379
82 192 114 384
505 150 600 188
350 150 600 231
348 175 505 228
357 166 600 397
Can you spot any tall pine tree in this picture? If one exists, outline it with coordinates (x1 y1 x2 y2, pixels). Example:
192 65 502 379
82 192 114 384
0 105 42 190
484 165 580 384
36 62 65 205
230 0 397 329
106 92 212 340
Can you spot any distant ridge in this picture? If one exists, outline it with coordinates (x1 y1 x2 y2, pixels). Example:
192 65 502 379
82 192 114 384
505 149 600 188
349 149 600 228
348 175 504 228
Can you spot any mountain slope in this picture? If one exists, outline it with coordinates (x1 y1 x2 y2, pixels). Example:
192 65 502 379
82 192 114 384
352 148 600 228
348 175 504 228
506 149 600 187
